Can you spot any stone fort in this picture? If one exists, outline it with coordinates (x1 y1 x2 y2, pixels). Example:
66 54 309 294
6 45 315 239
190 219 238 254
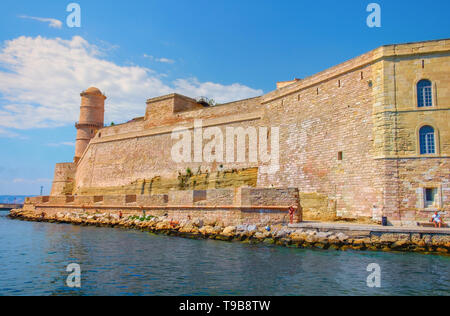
38 39 449 226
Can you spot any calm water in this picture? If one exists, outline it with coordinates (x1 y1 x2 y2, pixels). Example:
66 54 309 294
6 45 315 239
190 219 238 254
0 210 449 296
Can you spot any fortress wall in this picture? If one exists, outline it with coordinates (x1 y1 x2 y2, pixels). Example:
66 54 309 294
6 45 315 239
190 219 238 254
144 94 187 128
240 188 299 207
57 40 450 223
74 118 262 193
27 206 294 227
74 94 263 194
379 53 450 158
169 190 194 206
97 120 145 138
390 52 450 113
263 39 450 105
73 56 384 219
380 158 450 224
175 97 262 121
258 57 384 219
103 195 126 205
74 168 258 196
137 194 169 206
48 196 67 204
376 52 450 223
144 94 262 129
23 188 300 226
203 189 236 206
50 163 76 196
258 46 450 222
167 208 293 226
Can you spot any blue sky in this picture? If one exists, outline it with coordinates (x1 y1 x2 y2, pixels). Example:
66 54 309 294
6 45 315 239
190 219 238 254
0 0 449 195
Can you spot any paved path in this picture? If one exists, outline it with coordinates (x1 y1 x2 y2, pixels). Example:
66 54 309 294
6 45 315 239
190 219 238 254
289 221 450 235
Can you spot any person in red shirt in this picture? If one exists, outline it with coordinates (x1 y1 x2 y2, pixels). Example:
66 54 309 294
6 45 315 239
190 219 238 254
288 206 296 224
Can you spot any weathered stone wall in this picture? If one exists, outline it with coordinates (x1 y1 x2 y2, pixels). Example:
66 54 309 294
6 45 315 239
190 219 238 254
74 116 263 192
50 163 76 196
240 188 299 207
381 158 450 224
76 168 258 196
377 53 450 158
51 39 450 225
258 40 450 223
98 119 146 138
24 187 300 226
299 192 336 221
374 47 450 223
259 54 383 220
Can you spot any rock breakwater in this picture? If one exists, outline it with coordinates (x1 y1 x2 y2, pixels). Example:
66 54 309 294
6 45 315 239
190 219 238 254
9 209 450 255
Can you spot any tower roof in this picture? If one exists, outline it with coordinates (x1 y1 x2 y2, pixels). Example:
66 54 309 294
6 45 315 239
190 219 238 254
84 87 102 95
81 87 106 99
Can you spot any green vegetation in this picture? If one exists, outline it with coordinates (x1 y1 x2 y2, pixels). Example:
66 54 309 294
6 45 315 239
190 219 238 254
127 215 155 222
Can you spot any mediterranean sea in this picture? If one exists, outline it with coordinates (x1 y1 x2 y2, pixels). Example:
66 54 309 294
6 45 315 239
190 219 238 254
0 210 448 296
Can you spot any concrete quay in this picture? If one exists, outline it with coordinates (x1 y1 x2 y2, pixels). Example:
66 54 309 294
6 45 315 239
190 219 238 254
289 221 450 235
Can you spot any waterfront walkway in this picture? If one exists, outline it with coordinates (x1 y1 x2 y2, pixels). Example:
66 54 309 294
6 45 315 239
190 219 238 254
289 221 450 235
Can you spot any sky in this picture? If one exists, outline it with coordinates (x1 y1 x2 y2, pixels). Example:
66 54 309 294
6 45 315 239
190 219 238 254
0 0 449 195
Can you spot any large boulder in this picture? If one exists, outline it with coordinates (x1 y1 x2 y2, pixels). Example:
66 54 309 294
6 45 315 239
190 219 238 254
290 230 308 242
254 231 271 240
222 226 237 237
192 219 204 228
199 225 215 235
274 228 291 238
336 233 349 242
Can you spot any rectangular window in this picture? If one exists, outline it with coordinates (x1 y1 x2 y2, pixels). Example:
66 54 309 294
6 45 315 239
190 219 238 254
425 188 437 208
418 86 432 107
420 129 436 155
338 152 343 161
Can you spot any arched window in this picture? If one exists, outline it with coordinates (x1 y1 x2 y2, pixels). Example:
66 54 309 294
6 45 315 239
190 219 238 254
417 79 433 107
419 125 436 154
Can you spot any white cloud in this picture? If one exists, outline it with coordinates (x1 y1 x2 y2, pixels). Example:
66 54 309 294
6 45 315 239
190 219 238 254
0 36 263 131
46 141 75 147
173 78 263 104
144 54 175 64
19 15 63 29
158 57 175 64
13 178 52 184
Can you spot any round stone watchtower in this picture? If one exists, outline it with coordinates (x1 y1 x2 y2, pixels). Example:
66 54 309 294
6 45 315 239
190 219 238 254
74 87 106 163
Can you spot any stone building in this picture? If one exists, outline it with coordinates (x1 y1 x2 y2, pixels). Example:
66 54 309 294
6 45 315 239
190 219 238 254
50 39 450 226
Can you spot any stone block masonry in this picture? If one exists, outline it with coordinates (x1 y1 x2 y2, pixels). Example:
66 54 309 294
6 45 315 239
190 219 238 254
50 163 76 196
45 39 450 226
24 188 301 227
